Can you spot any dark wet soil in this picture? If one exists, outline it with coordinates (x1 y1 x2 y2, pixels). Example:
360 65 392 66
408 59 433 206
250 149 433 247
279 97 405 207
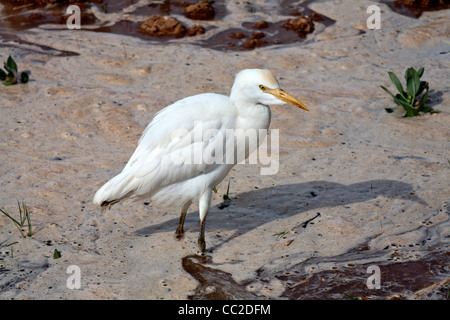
203 11 333 51
182 255 260 299
183 250 449 300
0 0 330 51
381 0 450 18
277 251 449 300
2 0 448 50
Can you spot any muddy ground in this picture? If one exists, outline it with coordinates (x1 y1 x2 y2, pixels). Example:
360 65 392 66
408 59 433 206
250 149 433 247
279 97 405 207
0 0 449 300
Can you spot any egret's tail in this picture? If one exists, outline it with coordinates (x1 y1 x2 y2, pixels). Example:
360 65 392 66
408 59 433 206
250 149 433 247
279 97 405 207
93 172 135 210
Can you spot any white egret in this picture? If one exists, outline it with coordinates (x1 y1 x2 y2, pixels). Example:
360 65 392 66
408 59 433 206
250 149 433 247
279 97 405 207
93 69 308 252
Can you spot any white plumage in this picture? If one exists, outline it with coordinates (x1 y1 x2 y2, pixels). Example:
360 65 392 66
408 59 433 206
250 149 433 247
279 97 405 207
93 69 308 252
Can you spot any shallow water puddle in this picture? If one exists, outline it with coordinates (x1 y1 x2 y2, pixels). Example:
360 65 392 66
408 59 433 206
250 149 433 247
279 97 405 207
0 0 333 51
182 250 449 300
2 0 447 51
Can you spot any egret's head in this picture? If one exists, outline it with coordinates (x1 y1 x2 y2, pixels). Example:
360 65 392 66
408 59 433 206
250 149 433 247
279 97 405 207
230 69 308 111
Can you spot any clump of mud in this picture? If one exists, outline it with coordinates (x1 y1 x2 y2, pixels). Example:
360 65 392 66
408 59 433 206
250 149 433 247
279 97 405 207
184 0 215 20
138 0 214 38
139 15 187 38
242 32 267 50
186 24 205 36
139 15 205 38
282 14 315 37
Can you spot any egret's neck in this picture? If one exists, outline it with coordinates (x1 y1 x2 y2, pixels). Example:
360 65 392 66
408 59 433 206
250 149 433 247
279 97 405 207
233 100 272 132
230 83 272 131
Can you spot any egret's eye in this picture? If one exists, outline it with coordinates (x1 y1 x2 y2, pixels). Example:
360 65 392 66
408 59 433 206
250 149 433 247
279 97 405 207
259 85 266 91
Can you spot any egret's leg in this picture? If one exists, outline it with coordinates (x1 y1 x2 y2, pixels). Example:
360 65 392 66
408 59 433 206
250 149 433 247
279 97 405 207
198 189 212 253
176 200 192 239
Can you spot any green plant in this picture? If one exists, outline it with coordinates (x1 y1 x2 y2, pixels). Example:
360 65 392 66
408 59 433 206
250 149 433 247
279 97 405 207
53 248 62 259
0 201 33 238
343 292 357 300
273 212 321 240
0 240 18 258
218 180 231 209
381 67 438 117
0 55 29 86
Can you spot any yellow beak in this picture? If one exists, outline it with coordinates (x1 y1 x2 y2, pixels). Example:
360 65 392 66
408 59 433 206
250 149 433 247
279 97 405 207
267 88 309 111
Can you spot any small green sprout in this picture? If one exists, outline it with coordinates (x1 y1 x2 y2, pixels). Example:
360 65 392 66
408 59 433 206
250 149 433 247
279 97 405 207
273 230 289 240
0 201 33 238
218 180 232 209
53 248 62 259
223 179 231 201
0 55 29 86
273 213 321 240
0 241 18 259
381 67 439 117
343 292 357 300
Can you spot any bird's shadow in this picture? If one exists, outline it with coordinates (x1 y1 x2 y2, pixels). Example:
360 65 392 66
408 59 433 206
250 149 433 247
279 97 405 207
134 180 427 250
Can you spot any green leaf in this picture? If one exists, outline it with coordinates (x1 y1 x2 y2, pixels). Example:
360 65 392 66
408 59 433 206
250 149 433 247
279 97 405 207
394 93 410 107
404 108 419 117
419 106 432 113
380 85 395 99
388 71 406 98
3 81 15 86
0 68 6 80
4 56 18 74
416 67 424 78
394 96 418 116
405 67 420 97
394 97 413 109
394 93 407 103
0 208 21 227
53 248 62 259
20 71 29 83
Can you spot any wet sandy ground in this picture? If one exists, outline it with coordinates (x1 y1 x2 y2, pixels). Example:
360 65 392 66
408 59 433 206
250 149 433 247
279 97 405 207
0 0 449 299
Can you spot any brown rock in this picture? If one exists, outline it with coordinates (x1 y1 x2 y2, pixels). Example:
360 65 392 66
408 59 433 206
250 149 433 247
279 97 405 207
252 20 269 29
250 32 265 40
187 24 205 36
282 14 315 36
184 0 215 20
230 32 246 39
243 38 267 49
139 15 187 38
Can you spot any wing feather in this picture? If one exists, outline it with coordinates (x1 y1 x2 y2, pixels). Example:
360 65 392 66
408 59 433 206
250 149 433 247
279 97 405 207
93 93 237 206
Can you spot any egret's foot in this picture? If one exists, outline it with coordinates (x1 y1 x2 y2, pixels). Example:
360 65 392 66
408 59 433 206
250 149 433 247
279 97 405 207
175 227 184 240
